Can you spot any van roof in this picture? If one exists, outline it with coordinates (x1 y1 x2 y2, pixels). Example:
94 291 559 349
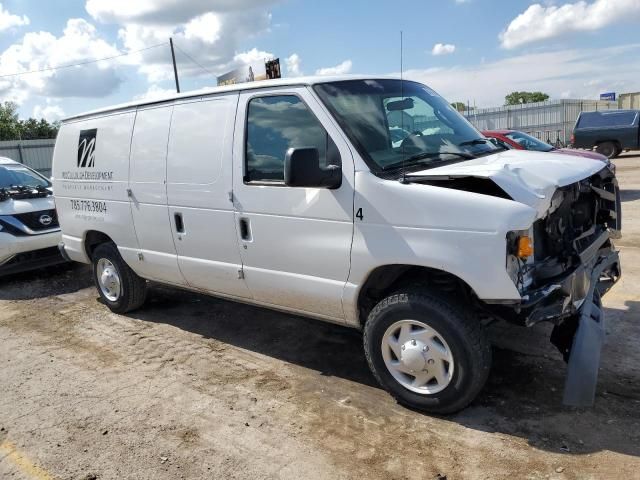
63 74 399 122
0 156 18 165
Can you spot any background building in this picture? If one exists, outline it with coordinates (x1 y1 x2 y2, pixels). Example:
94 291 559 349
467 99 618 146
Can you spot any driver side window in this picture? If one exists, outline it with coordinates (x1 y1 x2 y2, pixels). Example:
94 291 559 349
384 96 454 147
245 95 334 183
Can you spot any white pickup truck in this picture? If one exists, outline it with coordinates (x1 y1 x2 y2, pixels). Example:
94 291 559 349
52 76 621 413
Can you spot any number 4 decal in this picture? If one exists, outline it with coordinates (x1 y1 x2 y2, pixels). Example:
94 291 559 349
356 208 363 221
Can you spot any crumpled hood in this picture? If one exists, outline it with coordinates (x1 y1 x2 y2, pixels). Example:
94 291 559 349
0 195 56 216
408 150 607 217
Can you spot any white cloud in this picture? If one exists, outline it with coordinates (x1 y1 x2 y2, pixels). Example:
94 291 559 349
184 12 221 44
234 48 273 66
133 84 176 101
0 3 29 31
285 53 303 77
432 43 456 56
315 60 352 76
0 18 122 104
112 2 275 83
32 101 65 121
500 0 640 49
404 44 640 107
86 0 279 24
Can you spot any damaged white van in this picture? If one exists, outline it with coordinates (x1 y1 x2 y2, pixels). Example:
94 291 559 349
52 77 621 413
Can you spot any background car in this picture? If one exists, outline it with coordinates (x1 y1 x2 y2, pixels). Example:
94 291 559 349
0 157 65 276
483 129 610 164
572 110 640 159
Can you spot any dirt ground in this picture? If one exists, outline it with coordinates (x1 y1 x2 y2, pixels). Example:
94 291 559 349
1 154 640 480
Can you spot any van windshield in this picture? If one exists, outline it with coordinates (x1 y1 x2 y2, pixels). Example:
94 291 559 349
0 165 50 189
314 79 498 175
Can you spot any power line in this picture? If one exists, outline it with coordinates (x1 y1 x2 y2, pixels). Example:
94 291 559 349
0 43 166 79
172 42 216 77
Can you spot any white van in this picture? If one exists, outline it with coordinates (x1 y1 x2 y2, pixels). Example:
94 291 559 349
52 76 621 413
0 157 64 275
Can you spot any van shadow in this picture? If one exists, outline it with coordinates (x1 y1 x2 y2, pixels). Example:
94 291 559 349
0 263 93 300
131 285 640 458
620 189 640 202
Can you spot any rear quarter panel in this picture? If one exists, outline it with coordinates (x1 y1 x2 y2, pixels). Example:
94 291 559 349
52 110 138 263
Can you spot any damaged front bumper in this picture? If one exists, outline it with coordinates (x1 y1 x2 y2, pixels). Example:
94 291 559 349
516 232 620 407
557 248 619 406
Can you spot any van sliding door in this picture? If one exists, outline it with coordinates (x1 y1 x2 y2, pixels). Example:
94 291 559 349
166 94 252 299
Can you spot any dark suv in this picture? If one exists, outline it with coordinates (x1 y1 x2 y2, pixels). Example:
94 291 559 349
572 110 640 158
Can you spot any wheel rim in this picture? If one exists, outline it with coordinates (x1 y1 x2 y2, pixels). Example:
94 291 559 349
381 319 455 395
600 144 614 157
96 258 121 302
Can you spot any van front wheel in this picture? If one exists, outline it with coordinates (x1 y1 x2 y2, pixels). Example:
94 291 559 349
363 290 491 414
92 243 147 314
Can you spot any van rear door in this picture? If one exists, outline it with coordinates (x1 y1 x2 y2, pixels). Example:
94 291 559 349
167 94 252 299
128 103 185 284
231 87 355 321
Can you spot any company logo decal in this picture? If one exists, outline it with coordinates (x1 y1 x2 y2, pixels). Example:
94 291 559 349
77 129 97 168
39 214 53 226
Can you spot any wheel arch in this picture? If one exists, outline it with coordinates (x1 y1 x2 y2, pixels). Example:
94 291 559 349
83 230 114 260
356 264 478 327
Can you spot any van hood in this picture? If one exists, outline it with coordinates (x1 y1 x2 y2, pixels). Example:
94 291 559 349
407 150 608 217
0 196 56 216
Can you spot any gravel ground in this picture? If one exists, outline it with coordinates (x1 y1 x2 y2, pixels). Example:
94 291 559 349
1 153 639 480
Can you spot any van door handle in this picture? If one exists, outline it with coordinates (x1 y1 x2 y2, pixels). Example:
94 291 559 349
174 213 185 234
239 217 251 241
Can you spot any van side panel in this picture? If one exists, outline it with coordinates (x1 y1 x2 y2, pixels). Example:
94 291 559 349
53 111 137 263
126 104 185 284
166 94 251 298
343 171 535 325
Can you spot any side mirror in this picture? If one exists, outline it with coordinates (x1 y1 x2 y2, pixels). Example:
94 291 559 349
284 147 341 189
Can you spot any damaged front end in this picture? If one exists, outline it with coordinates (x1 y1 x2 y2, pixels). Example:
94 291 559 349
503 166 621 406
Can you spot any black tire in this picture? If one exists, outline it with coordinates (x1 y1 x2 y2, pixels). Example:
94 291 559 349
92 242 147 314
363 290 491 414
613 145 622 159
596 141 619 159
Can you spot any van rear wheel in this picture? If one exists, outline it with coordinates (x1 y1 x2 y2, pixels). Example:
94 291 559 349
596 141 619 159
92 243 147 314
363 290 491 414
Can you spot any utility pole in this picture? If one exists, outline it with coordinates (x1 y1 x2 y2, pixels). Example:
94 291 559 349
169 37 180 93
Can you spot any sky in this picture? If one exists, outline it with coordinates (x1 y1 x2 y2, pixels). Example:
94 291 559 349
1 0 640 121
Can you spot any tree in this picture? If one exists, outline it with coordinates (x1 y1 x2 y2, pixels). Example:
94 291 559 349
0 102 21 141
0 101 59 141
450 102 475 112
505 91 550 106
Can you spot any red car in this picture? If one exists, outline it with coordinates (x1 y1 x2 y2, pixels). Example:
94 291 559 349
482 129 609 163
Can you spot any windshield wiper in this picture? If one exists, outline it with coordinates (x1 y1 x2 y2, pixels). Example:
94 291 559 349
458 138 490 147
409 150 476 161
383 150 476 171
0 185 50 201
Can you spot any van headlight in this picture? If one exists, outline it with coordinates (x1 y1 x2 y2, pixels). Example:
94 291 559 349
506 229 535 292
